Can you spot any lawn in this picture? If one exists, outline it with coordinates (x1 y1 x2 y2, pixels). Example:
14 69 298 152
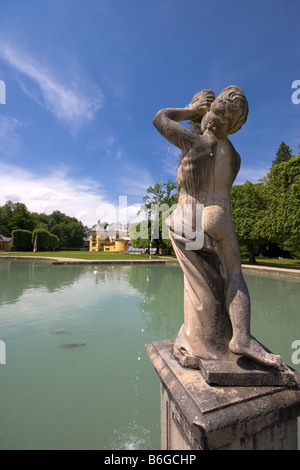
241 257 300 270
0 250 176 262
0 251 299 269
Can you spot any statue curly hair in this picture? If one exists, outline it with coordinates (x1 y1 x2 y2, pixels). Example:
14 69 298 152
208 86 249 135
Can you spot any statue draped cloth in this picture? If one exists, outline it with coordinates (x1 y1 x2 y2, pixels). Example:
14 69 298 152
167 214 233 364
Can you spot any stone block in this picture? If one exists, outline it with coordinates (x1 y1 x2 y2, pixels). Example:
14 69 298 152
145 339 300 450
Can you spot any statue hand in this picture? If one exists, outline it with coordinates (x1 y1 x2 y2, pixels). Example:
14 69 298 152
189 90 215 121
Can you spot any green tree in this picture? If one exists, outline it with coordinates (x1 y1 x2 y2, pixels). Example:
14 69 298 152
31 211 50 231
231 155 300 261
47 211 86 248
0 201 35 236
257 155 300 257
188 120 203 135
230 181 266 263
272 141 293 166
130 180 178 254
0 203 87 248
142 180 178 208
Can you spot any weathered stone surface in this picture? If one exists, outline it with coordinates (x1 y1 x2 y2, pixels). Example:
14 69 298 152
145 339 300 450
173 340 296 387
153 87 292 378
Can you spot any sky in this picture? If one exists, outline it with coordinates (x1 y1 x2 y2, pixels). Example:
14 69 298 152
0 0 299 228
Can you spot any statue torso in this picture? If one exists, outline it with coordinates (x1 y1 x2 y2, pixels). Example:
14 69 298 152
177 133 240 206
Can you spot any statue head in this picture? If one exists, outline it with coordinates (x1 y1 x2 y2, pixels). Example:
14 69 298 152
201 86 248 137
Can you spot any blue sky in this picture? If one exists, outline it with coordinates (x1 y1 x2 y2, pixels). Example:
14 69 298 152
0 0 299 227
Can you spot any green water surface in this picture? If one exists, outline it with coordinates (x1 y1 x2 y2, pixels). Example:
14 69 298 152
0 260 299 450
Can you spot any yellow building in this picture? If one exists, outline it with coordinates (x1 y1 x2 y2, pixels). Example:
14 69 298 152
0 234 12 251
89 223 130 252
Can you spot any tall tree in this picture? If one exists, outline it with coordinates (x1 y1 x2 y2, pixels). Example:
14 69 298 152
0 201 35 236
130 179 178 254
257 155 300 257
142 180 177 209
230 181 266 263
44 210 87 248
272 141 293 166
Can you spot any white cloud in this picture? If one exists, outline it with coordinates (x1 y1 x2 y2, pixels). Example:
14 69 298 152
0 44 103 131
0 162 145 228
0 162 116 227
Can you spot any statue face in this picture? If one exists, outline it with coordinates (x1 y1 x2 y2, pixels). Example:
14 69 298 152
201 111 229 138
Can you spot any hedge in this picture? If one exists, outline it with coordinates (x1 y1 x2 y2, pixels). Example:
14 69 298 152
11 229 33 250
32 229 59 250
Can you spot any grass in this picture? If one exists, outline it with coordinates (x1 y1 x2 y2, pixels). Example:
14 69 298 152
241 257 300 270
0 251 299 269
0 250 176 262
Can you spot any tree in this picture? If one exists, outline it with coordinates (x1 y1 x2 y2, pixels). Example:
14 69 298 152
257 155 300 257
47 211 87 248
142 180 178 208
130 180 178 254
0 201 35 236
230 181 266 263
189 120 203 135
272 141 293 166
230 155 300 261
0 203 87 248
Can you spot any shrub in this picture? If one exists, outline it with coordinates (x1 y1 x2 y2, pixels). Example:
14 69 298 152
32 229 59 251
11 229 33 251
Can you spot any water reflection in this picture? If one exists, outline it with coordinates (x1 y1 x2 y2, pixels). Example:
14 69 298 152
129 264 183 336
243 272 300 365
0 260 86 306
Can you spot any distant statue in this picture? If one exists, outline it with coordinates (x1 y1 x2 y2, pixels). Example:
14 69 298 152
153 86 288 372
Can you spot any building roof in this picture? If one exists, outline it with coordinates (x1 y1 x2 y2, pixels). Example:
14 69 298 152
90 222 129 240
0 234 11 242
91 222 128 233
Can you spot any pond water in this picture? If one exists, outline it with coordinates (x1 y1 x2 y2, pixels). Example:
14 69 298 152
0 259 299 450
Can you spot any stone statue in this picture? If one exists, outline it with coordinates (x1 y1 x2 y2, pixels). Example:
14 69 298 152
153 86 291 376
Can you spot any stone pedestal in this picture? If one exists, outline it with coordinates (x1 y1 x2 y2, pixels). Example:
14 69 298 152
145 339 300 450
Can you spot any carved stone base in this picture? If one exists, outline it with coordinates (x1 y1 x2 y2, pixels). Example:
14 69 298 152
173 342 296 387
145 339 300 450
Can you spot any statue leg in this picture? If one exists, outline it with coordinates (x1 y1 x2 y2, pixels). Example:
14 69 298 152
170 230 232 360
